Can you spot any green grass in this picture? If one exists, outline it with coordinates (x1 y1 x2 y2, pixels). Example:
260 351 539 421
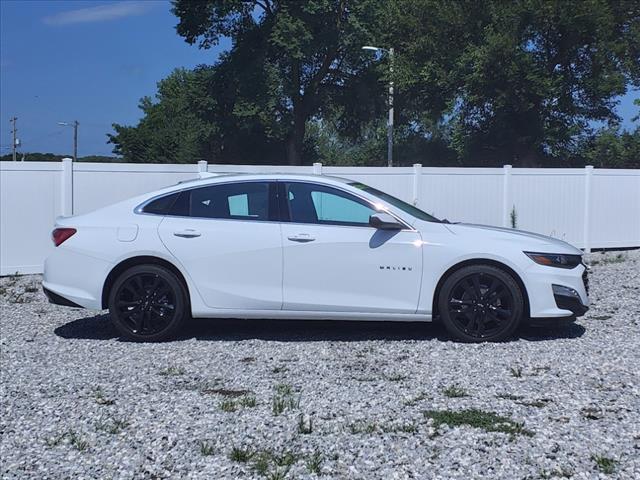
239 395 257 407
272 384 299 416
423 409 533 437
350 421 418 435
96 417 129 434
229 446 253 462
44 433 66 447
199 440 215 456
509 366 523 378
158 365 186 376
93 387 115 406
306 450 323 474
442 385 469 398
219 399 238 412
590 253 626 266
275 384 293 395
67 431 89 451
592 454 618 474
229 447 305 479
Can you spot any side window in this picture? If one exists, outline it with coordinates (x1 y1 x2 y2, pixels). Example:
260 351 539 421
169 182 272 220
284 183 377 226
141 192 180 215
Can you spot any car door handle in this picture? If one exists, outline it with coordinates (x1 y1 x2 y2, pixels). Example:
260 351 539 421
287 234 315 243
173 229 201 238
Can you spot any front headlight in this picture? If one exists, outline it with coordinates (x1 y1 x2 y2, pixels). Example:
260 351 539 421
524 252 582 269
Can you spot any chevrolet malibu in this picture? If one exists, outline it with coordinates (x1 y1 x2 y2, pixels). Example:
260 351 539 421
43 174 589 342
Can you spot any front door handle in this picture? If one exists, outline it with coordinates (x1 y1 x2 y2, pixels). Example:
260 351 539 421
287 234 315 243
174 229 201 238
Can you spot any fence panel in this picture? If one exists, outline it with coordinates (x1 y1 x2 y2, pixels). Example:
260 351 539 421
1 163 62 275
590 170 640 249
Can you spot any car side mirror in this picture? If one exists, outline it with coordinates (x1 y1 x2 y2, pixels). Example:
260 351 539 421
369 212 403 230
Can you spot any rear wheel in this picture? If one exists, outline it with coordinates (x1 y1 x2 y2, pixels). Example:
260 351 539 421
108 264 188 342
438 265 524 342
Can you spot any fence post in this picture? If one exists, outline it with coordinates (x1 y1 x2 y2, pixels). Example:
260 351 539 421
412 163 422 206
583 165 594 253
197 160 208 173
502 164 512 227
313 162 323 175
61 157 73 217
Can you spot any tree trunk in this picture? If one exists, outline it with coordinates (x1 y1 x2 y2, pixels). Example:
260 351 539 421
286 110 306 165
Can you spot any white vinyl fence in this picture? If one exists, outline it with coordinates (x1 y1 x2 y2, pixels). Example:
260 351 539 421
1 159 639 275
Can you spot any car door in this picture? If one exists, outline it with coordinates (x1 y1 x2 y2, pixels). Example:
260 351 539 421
157 181 283 310
279 181 422 314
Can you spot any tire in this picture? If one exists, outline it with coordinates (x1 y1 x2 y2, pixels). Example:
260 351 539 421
108 264 188 342
437 264 524 342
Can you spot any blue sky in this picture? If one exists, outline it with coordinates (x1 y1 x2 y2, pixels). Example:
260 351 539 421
0 0 638 158
0 0 227 157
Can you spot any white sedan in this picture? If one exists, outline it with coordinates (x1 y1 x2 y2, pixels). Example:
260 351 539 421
43 174 589 342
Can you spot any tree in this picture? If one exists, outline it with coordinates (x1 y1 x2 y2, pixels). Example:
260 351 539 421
172 0 384 165
391 0 640 166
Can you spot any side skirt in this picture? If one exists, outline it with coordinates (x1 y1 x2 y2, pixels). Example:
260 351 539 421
191 309 432 322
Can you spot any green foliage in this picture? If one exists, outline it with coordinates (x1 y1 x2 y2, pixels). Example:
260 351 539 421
107 0 639 167
510 206 518 229
394 0 640 166
576 127 640 168
424 409 534 437
591 454 618 474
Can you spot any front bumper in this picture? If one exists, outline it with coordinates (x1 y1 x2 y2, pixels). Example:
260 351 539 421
553 284 589 317
524 261 589 319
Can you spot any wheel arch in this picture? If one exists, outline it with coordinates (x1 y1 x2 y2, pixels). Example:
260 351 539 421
101 255 190 309
431 258 530 320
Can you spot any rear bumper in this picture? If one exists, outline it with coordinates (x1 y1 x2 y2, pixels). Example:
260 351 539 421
43 286 84 308
43 246 112 310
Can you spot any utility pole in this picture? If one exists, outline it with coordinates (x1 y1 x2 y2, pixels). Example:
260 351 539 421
10 116 17 161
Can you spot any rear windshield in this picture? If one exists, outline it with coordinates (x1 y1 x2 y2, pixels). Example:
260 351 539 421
349 182 441 223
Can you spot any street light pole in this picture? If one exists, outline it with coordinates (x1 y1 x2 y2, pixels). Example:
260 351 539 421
58 121 79 162
387 47 394 168
362 45 394 167
73 120 78 163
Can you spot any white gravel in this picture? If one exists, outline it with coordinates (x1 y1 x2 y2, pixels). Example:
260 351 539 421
1 250 639 479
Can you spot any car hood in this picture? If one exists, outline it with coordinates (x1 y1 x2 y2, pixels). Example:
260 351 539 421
440 222 582 254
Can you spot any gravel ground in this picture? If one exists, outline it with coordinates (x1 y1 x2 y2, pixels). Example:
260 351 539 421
1 250 639 480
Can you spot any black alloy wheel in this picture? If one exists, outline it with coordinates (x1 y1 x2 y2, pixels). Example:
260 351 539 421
108 265 188 342
438 265 524 342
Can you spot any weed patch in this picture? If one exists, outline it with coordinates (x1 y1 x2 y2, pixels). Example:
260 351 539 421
423 409 533 437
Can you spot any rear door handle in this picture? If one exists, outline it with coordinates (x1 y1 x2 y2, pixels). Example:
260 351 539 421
287 234 315 243
173 229 201 238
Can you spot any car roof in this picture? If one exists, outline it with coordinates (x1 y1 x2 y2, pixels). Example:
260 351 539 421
171 173 355 190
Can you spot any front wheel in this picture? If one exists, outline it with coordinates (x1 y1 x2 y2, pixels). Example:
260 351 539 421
108 264 188 342
438 265 524 342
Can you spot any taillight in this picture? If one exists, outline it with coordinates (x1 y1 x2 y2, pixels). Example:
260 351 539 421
52 228 76 246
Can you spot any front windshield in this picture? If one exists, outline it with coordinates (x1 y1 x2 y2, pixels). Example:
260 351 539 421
349 182 441 223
